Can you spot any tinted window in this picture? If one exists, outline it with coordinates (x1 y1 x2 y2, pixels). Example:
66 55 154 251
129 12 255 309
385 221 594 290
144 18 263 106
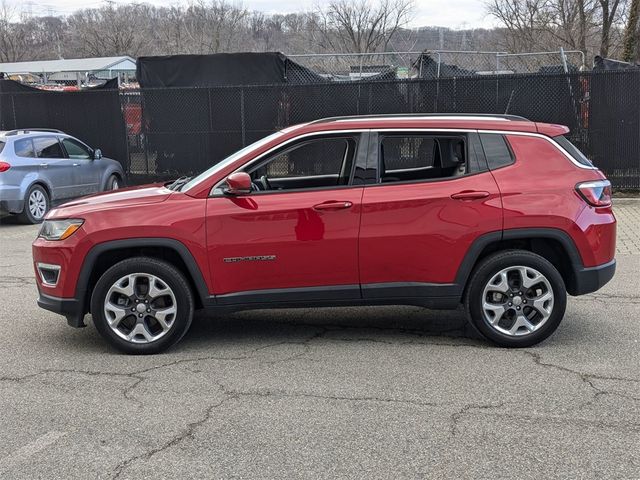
33 137 64 159
379 135 467 183
62 138 92 159
15 138 35 158
479 134 514 170
0 141 4 153
467 133 488 173
553 135 593 167
248 136 356 191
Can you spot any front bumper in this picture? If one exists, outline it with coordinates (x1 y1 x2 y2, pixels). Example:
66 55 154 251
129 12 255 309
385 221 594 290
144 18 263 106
37 291 86 328
570 259 616 295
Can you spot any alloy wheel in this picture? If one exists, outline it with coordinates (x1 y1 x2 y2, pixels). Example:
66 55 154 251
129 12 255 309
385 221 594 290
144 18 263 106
103 273 177 344
29 189 47 219
481 265 554 337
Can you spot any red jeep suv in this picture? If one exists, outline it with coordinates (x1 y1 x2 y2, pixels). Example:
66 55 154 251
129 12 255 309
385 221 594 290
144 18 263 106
32 114 616 354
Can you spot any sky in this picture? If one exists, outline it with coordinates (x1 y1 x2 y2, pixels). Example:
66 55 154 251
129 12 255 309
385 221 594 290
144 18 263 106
20 0 498 30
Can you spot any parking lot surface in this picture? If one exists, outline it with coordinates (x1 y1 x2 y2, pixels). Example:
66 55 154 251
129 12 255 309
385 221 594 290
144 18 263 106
1 199 639 479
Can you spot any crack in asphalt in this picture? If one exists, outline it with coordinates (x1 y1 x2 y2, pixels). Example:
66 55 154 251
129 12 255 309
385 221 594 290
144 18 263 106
450 401 507 436
522 351 640 405
111 395 233 480
0 276 34 287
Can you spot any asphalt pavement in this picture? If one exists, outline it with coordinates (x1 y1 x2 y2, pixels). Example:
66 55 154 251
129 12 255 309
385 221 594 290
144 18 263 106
0 199 639 479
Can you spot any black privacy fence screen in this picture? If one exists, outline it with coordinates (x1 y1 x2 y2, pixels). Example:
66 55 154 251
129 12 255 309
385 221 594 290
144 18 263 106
0 70 638 189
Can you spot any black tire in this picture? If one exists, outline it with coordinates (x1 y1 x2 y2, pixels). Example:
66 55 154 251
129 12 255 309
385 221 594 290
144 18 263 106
90 257 194 354
17 184 49 224
464 250 567 348
106 174 121 191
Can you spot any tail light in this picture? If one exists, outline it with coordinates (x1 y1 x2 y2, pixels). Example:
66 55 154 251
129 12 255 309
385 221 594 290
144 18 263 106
0 162 10 172
576 180 612 207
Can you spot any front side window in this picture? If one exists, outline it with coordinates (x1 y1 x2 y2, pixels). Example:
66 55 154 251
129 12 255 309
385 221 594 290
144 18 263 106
247 136 357 192
33 137 64 159
379 135 467 183
62 138 92 159
15 138 35 158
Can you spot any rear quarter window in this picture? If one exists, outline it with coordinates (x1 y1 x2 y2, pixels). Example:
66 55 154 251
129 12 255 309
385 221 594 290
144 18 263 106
0 141 4 154
479 134 514 170
553 135 593 167
15 138 36 158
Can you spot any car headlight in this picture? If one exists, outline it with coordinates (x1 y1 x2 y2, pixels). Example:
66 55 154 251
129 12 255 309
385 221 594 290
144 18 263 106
39 219 84 241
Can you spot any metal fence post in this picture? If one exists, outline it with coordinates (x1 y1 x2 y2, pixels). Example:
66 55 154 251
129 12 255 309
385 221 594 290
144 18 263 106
240 88 246 147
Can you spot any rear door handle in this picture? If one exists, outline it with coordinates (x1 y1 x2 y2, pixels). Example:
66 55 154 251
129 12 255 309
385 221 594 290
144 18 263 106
450 191 490 200
39 163 48 168
72 163 80 167
313 201 353 211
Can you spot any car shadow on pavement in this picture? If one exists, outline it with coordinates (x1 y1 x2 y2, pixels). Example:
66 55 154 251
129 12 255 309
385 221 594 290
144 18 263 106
178 305 485 351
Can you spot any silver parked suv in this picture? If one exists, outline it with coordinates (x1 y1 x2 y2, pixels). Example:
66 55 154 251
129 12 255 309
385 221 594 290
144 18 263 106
0 129 125 223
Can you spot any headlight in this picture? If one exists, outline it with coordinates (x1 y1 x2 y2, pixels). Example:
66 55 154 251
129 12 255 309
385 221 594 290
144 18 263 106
39 219 84 241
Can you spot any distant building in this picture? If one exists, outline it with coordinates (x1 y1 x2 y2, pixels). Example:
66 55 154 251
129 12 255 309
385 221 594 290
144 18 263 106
0 56 136 86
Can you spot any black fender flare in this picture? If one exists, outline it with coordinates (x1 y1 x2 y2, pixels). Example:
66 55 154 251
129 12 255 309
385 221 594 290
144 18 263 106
75 238 212 315
454 228 584 294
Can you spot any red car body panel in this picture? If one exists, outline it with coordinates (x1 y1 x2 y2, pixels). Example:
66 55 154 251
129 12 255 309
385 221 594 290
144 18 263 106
495 135 615 267
205 188 364 295
32 116 616 318
359 172 502 285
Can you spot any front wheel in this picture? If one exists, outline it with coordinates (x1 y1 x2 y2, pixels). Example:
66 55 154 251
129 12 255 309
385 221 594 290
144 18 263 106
90 257 194 354
464 250 567 347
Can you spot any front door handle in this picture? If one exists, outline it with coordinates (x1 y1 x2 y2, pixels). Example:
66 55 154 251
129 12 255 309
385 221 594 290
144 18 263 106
72 163 80 167
313 201 353 211
450 190 490 200
39 163 48 168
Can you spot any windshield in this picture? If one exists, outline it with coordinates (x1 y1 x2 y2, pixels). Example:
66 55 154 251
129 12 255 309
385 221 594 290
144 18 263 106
180 131 285 192
553 135 593 167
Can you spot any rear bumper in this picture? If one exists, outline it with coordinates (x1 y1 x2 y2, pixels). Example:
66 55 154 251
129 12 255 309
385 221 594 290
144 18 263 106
0 199 24 214
570 259 616 296
37 291 86 328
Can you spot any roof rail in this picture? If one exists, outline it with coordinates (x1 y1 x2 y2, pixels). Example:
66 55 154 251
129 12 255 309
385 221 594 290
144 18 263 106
310 113 530 124
4 128 65 136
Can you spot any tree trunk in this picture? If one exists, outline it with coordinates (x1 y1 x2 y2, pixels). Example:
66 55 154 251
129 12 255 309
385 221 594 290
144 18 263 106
622 0 639 62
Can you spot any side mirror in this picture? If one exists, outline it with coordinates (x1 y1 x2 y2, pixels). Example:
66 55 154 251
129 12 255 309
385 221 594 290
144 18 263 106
94 148 102 160
224 172 251 195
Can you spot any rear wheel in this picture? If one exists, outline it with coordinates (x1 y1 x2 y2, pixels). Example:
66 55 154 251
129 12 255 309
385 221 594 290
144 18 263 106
464 250 567 347
106 175 120 190
90 257 194 354
18 184 49 224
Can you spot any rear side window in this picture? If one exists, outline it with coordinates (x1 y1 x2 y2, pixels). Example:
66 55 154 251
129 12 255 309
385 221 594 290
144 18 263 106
15 138 36 158
33 137 64 159
479 134 514 170
553 135 593 167
379 135 467 183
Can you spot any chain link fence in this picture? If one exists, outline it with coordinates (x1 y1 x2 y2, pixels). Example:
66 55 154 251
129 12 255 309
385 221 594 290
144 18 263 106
288 50 586 80
0 69 638 189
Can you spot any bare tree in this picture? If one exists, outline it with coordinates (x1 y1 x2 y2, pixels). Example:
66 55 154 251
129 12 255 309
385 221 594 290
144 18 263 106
67 3 153 57
598 0 624 56
487 0 629 58
182 0 249 54
313 0 415 53
0 1 29 62
621 0 639 60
